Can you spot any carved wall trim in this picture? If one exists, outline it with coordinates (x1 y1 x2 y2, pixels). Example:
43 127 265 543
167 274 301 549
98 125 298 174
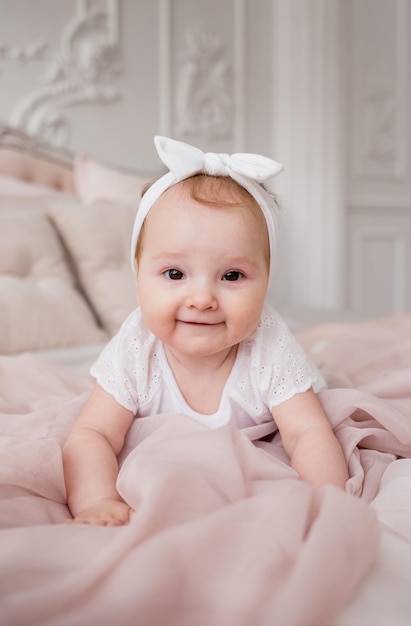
160 0 245 148
358 0 408 182
8 0 121 146
349 225 407 313
0 40 48 67
174 27 234 142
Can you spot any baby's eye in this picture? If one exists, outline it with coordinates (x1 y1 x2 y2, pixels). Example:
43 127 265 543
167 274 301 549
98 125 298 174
223 271 244 281
165 268 184 280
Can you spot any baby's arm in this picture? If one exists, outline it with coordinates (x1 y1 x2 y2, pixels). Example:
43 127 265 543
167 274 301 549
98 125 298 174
272 388 349 490
62 384 135 525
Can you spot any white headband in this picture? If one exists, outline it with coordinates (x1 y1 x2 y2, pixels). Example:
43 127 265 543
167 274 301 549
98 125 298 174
131 136 284 279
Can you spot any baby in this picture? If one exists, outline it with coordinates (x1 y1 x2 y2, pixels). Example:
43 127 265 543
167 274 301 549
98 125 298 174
63 136 349 525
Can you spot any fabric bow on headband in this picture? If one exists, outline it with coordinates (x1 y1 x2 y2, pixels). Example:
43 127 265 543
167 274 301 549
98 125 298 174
131 136 284 281
154 135 284 182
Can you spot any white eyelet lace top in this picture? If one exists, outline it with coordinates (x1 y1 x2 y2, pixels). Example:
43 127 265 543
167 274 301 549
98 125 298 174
90 303 325 431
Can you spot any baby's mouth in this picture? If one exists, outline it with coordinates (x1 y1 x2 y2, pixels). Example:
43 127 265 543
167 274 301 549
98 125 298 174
178 319 220 326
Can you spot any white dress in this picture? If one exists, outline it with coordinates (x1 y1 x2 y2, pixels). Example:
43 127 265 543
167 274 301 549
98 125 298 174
90 303 324 430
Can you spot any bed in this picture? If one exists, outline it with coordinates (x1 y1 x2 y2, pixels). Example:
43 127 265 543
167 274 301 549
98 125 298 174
1 125 411 626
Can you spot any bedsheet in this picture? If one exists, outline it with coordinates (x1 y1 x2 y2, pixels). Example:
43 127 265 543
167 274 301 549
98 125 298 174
0 314 411 626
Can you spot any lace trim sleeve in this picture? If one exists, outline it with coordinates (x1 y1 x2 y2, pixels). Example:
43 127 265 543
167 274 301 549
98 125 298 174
255 308 325 409
90 311 141 413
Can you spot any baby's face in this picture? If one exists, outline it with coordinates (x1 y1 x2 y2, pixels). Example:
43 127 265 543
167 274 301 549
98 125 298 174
136 182 269 363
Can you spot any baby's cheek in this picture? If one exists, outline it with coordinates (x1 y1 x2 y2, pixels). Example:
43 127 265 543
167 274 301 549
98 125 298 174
240 302 265 331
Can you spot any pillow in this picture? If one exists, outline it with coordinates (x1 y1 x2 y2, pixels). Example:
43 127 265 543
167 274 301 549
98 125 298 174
0 211 107 354
74 153 146 205
49 200 138 336
0 173 74 198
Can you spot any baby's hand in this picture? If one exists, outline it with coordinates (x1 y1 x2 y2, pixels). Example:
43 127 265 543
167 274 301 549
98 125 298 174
64 498 132 526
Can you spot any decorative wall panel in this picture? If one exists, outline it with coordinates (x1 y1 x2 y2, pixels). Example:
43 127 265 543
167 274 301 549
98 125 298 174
8 0 121 146
349 215 409 315
349 0 410 200
173 27 234 141
160 0 247 153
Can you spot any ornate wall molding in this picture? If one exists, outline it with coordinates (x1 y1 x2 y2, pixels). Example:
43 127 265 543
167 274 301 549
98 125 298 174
8 0 121 146
357 0 408 182
174 27 233 141
0 40 48 67
349 222 407 314
361 75 396 175
159 0 245 149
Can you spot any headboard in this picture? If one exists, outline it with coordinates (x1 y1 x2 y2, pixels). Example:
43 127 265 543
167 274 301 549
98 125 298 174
0 125 75 192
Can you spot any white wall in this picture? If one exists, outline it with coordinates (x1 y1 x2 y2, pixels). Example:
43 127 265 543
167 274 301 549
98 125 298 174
0 0 410 317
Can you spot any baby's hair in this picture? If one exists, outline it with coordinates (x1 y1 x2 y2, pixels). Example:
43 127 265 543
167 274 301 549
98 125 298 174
135 174 278 267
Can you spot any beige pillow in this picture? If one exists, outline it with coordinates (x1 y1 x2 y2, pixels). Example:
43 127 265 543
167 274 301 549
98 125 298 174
74 153 146 205
49 200 138 336
0 211 107 353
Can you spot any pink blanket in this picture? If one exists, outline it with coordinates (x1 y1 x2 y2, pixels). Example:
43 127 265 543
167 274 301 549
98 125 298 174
1 314 411 626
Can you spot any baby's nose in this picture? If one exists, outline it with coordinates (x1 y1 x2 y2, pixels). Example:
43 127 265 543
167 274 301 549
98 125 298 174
186 281 217 310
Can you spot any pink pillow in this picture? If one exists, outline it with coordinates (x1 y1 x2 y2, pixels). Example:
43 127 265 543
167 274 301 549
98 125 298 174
74 153 146 205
